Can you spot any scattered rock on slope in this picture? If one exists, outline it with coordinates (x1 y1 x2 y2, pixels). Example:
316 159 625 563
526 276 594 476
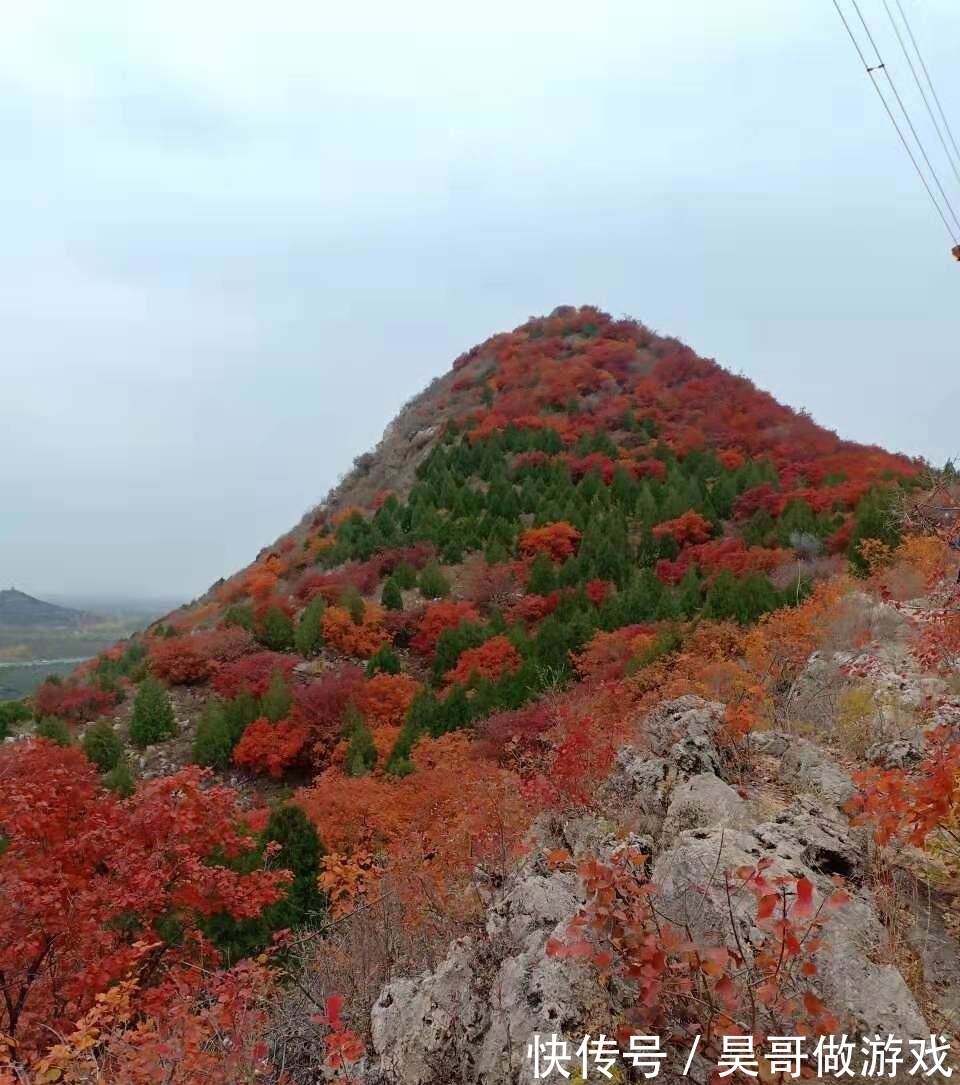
368 697 928 1085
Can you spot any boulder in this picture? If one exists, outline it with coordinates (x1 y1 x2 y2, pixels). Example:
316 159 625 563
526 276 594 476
662 772 747 838
779 736 856 807
867 737 925 769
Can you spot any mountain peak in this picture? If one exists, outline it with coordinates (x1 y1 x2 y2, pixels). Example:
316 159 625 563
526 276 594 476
0 588 97 629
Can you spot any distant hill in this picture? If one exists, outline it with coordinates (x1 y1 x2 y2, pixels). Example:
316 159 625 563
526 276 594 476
0 588 97 629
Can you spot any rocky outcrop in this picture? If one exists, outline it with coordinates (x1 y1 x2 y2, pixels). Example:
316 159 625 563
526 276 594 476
370 814 604 1085
368 697 932 1084
748 731 857 806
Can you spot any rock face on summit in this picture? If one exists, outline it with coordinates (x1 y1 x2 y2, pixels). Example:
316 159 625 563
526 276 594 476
369 697 929 1085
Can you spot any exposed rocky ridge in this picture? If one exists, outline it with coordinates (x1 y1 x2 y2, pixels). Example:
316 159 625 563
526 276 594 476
368 696 940 1084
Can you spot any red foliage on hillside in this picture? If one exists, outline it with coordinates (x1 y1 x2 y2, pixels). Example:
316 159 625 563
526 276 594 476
233 713 311 778
445 635 521 686
295 665 366 743
33 682 117 724
322 604 390 658
356 672 421 727
149 627 255 686
0 742 287 1055
411 601 480 655
573 625 660 682
652 511 714 547
655 538 793 585
505 591 562 627
211 652 298 699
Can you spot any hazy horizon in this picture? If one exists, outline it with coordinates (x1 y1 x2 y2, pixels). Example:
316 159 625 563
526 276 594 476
4 0 959 600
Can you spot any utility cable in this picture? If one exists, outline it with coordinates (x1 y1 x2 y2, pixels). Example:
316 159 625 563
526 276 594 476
882 0 960 191
894 0 960 176
831 0 959 242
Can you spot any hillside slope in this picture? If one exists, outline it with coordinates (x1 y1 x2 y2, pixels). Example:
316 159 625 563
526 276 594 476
73 304 922 786
241 303 921 580
8 306 960 1085
0 588 95 629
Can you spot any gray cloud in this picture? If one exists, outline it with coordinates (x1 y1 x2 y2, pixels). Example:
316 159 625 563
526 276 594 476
2 0 958 600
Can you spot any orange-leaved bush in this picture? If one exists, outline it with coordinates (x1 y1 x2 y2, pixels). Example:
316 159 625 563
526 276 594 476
444 635 521 686
355 672 421 728
322 603 390 658
232 713 311 779
518 521 581 562
410 601 480 656
652 510 713 547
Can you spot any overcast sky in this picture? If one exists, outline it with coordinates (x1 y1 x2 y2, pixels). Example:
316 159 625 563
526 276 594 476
2 0 958 602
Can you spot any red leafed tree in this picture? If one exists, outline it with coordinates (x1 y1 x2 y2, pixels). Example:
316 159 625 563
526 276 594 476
464 560 522 610
211 651 298 699
232 714 311 779
244 567 280 602
411 601 480 656
32 682 117 724
476 702 555 769
149 627 254 686
518 522 582 562
331 506 366 528
631 458 668 482
0 742 288 1057
356 673 420 727
506 591 562 627
512 450 551 470
652 510 713 547
295 665 366 766
573 625 658 682
295 562 382 604
717 448 746 471
584 579 610 607
656 538 792 585
732 483 783 520
149 636 215 685
24 954 285 1085
445 635 522 686
566 453 617 485
296 666 365 730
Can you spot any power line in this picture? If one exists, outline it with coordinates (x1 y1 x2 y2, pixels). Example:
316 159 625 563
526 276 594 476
831 0 958 242
848 0 960 235
894 0 960 175
882 0 960 191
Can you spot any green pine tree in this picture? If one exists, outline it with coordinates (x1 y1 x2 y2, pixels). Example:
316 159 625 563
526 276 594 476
366 645 402 676
192 702 234 768
340 587 366 624
527 552 558 595
130 677 177 748
261 804 326 929
419 560 451 599
393 561 419 590
381 577 404 611
82 720 124 771
344 707 378 776
36 716 72 747
103 758 136 797
294 596 326 657
848 487 902 575
260 672 293 722
258 606 295 652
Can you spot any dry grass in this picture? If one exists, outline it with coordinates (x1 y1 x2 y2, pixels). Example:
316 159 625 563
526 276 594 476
267 867 486 1082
